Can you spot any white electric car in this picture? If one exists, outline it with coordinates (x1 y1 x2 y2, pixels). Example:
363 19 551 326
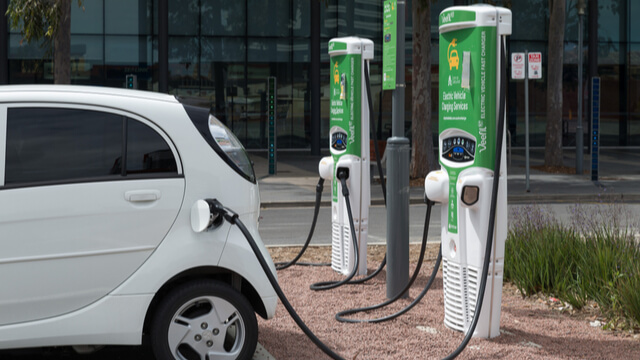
0 85 277 359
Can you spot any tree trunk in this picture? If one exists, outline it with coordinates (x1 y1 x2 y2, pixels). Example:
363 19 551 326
544 0 565 167
54 0 71 84
410 0 436 179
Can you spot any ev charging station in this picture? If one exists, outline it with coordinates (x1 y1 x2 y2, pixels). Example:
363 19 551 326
426 5 511 339
319 37 374 276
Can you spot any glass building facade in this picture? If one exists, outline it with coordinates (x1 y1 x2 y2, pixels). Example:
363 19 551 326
3 0 638 149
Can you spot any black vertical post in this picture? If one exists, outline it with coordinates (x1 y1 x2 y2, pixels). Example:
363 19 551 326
158 0 169 93
0 0 8 85
588 0 598 151
139 0 148 90
310 0 321 155
618 0 627 145
386 0 410 300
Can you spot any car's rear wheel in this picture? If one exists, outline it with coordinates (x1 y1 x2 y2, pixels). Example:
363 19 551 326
150 280 257 360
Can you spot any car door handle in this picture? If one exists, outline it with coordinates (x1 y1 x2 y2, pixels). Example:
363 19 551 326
125 190 161 203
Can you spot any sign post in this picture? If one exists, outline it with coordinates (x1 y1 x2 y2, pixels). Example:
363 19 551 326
526 52 540 191
512 52 529 191
511 51 541 192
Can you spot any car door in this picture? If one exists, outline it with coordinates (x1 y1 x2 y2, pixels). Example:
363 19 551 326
0 105 185 325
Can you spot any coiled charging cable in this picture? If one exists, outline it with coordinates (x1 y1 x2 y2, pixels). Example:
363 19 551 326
205 187 356 360
310 170 362 291
275 60 389 287
275 178 328 270
336 200 442 323
309 60 389 289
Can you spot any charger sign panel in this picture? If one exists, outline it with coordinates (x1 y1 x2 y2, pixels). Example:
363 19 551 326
439 9 497 233
329 40 362 202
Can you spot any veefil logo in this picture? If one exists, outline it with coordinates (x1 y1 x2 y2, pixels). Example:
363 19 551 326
439 10 476 27
440 11 455 25
328 41 346 52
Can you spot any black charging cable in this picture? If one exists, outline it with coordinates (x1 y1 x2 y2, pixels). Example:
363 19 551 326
205 199 345 360
310 169 362 291
275 178 329 270
336 199 442 323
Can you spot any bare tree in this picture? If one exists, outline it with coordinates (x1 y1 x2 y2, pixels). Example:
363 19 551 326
6 0 82 84
410 0 436 179
544 0 566 167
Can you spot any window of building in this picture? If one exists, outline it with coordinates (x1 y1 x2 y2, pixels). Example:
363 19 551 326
247 0 291 37
201 0 246 36
5 107 177 186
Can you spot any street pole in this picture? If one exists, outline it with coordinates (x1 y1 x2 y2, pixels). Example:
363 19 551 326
525 50 530 192
576 0 586 175
386 0 410 299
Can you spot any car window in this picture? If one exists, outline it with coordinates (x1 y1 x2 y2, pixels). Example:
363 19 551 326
5 107 178 186
5 108 123 185
126 119 177 174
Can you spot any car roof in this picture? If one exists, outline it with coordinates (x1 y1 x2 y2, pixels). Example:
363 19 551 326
0 85 179 104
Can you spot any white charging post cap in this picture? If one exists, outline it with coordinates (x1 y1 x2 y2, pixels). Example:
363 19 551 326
425 170 449 203
318 156 334 180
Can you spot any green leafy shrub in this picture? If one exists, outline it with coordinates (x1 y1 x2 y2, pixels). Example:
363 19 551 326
505 202 640 329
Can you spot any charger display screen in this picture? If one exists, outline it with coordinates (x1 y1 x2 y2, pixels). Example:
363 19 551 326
442 136 475 163
331 132 348 151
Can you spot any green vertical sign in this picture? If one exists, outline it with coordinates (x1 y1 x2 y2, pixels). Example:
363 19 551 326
329 41 362 202
439 15 497 233
382 0 397 90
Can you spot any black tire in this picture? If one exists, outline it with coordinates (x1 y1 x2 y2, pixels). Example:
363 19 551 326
150 280 258 360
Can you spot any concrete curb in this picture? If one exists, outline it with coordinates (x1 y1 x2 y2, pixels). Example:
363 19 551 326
260 193 640 209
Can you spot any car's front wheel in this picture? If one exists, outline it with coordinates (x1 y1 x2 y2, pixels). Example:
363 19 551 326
150 280 258 360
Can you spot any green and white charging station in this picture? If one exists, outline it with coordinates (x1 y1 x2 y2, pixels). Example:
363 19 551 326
425 5 511 339
319 37 374 276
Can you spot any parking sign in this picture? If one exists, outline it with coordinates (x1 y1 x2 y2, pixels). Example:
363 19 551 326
528 52 542 79
511 52 525 79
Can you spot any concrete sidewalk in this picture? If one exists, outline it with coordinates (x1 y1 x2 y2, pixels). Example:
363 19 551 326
249 148 640 207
